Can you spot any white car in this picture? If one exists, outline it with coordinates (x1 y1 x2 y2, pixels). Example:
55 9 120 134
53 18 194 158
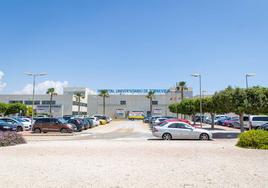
249 115 268 129
152 117 168 126
152 121 212 140
13 118 32 131
89 117 100 126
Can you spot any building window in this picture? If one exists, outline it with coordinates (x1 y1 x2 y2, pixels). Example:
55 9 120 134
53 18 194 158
152 101 158 105
9 100 23 104
73 101 87 107
120 100 126 105
24 100 40 105
42 100 56 105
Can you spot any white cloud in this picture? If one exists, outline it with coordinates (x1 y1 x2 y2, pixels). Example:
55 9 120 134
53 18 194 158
86 88 97 95
15 80 69 94
0 71 7 91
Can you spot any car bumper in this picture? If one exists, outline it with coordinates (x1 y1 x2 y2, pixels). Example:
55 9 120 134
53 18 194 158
152 132 162 138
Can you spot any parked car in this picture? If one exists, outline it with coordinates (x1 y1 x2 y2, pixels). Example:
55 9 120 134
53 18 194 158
93 115 110 123
152 121 212 140
0 120 17 131
143 116 151 123
258 123 268 131
0 117 25 132
63 115 73 121
68 118 84 132
223 117 239 127
12 117 32 130
249 115 268 129
99 119 107 125
107 116 113 123
215 117 230 125
83 118 93 129
151 117 168 126
33 118 76 133
193 115 208 123
229 116 250 129
149 116 162 124
86 117 99 127
166 118 192 125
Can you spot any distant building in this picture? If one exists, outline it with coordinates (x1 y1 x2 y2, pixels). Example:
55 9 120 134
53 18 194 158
88 87 193 118
0 87 89 117
0 86 193 118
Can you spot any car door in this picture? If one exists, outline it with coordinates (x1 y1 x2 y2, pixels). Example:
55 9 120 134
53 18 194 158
41 118 51 132
50 118 60 132
175 123 194 139
167 123 180 139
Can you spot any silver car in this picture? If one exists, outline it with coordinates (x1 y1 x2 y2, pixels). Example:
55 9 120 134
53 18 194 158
152 121 212 140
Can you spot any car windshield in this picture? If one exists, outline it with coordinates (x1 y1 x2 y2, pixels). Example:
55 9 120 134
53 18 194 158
14 118 26 122
184 124 193 129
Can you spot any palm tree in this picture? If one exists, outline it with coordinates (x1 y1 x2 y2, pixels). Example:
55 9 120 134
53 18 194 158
46 88 57 117
176 81 187 118
176 81 187 101
98 90 109 115
74 92 84 116
146 91 155 116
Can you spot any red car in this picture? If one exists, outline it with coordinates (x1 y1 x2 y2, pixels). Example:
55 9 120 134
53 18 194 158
156 118 193 127
223 117 239 127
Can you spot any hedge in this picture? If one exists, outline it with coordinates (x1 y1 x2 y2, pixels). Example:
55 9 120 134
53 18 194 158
237 130 268 150
0 131 26 147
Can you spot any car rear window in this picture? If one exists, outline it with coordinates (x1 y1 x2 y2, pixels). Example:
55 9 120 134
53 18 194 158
157 122 168 127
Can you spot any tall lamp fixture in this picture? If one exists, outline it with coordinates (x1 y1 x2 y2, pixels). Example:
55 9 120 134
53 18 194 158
191 73 202 127
25 72 47 126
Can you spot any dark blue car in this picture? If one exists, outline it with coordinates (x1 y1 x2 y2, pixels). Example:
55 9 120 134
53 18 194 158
0 120 17 131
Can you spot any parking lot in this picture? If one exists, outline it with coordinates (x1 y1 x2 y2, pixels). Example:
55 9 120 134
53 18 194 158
0 120 268 188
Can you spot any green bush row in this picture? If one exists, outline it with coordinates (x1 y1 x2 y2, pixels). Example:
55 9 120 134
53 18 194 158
237 130 268 150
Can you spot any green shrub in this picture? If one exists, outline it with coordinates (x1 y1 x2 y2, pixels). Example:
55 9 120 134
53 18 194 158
0 131 26 147
237 130 268 150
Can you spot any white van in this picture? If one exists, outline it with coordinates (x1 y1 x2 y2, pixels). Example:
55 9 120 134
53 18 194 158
249 115 268 129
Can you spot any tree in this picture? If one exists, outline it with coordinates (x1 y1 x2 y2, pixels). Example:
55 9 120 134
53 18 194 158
169 103 182 118
215 87 247 132
46 88 57 117
0 103 7 116
245 86 268 116
74 92 85 116
5 103 27 116
146 91 155 116
98 90 109 115
176 81 187 102
202 97 219 129
180 98 200 124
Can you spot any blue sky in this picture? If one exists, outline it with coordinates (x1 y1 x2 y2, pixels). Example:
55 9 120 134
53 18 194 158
0 0 267 95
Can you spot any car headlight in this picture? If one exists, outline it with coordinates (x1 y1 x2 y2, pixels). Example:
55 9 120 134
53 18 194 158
3 126 10 129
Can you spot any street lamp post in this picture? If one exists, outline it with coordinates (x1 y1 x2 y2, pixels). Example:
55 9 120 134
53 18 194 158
246 73 256 89
191 73 203 127
245 73 256 130
25 72 47 126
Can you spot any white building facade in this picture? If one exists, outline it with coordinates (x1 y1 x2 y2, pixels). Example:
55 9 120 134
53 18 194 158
88 88 193 118
0 86 193 118
0 87 89 117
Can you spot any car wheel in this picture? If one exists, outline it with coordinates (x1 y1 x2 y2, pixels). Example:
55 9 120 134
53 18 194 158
60 128 68 133
16 126 23 132
34 128 41 133
162 133 172 140
200 133 209 141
